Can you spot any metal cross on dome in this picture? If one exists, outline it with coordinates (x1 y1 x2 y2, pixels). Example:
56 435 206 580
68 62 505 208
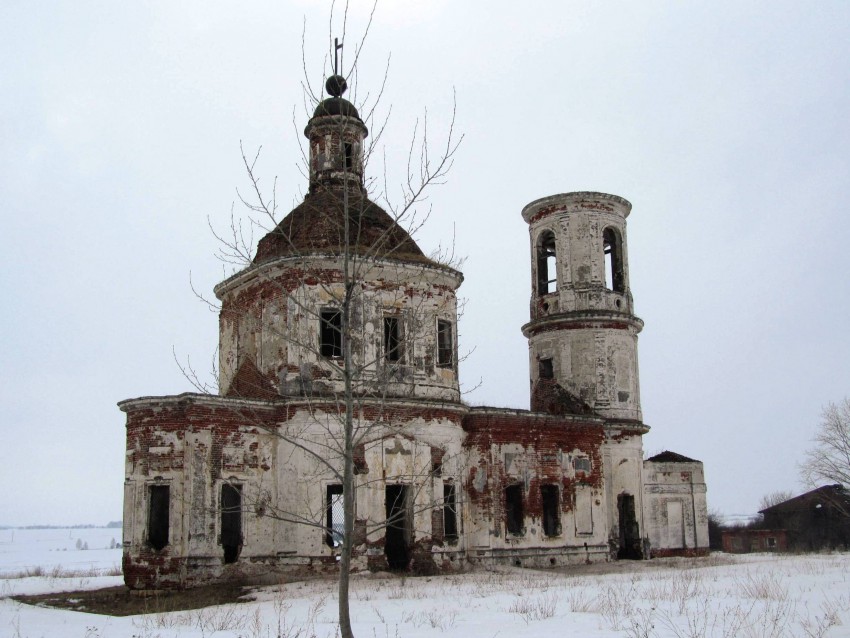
334 37 343 76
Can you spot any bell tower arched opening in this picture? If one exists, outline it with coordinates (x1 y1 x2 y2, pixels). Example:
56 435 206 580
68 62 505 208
603 227 625 293
536 230 557 295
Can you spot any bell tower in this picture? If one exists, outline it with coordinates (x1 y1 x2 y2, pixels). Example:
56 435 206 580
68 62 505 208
521 192 644 422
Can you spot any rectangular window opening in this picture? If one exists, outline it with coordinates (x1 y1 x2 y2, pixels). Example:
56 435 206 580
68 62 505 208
437 319 453 369
384 316 402 363
541 484 560 537
344 142 354 169
326 485 344 548
539 358 553 380
320 309 343 358
221 483 242 564
505 484 524 535
148 485 170 551
443 483 458 542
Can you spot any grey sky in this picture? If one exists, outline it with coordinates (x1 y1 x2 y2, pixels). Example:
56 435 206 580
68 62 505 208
2 1 849 525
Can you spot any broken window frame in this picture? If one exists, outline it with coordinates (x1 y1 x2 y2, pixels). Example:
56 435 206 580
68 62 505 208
147 484 170 551
573 456 592 476
505 484 524 536
319 308 343 358
326 484 344 548
436 319 454 369
541 484 561 537
443 482 459 543
344 141 354 169
536 230 557 296
220 482 243 564
383 315 403 363
602 227 625 293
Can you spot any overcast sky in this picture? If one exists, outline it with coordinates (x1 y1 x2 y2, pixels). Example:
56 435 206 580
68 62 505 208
2 1 849 526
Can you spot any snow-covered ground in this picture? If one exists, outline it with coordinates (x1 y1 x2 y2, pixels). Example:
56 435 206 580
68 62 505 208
2 528 850 638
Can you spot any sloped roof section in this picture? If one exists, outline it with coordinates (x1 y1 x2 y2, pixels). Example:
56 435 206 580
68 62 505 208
646 450 700 463
224 357 278 400
253 186 432 266
759 484 850 514
530 378 596 417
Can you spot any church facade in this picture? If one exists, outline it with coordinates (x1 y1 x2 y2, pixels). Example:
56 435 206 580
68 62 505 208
119 73 708 590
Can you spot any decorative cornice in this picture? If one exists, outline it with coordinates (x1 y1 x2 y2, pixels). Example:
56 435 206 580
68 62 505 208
522 310 644 338
118 391 469 417
522 191 632 224
465 405 606 425
213 253 464 299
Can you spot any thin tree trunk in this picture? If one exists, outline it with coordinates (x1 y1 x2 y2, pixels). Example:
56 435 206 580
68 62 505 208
338 173 355 638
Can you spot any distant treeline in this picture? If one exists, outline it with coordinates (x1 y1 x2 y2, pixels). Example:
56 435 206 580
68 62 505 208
0 521 122 530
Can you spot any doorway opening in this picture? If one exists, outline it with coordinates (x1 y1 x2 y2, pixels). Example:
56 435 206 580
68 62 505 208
617 492 642 559
385 485 411 570
221 483 242 564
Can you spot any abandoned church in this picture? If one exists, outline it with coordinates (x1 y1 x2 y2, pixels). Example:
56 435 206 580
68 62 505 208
119 70 709 590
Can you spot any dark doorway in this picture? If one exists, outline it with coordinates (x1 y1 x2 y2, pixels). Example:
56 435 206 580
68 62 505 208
443 483 458 543
385 485 411 570
541 484 560 537
617 493 642 559
148 485 170 551
221 483 242 564
505 484 524 535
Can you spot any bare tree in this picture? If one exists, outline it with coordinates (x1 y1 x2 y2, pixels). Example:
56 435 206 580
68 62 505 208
759 490 795 511
796 399 850 535
180 9 463 638
801 398 850 491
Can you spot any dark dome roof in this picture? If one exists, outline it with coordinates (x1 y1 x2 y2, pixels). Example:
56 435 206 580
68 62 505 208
253 186 431 265
646 450 699 463
313 97 360 119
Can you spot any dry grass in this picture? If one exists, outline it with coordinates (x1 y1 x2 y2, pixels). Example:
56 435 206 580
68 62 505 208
2 564 121 580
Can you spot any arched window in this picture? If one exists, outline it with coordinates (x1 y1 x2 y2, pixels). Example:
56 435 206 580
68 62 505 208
603 227 625 293
536 231 557 295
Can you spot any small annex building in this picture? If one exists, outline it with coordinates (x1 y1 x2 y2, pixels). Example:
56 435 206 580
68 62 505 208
721 529 788 554
119 70 709 590
643 451 710 557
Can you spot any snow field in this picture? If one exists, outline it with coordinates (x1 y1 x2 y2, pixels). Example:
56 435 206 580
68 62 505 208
2 528 850 637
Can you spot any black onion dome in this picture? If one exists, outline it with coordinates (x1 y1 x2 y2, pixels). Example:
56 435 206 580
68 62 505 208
253 186 433 265
313 97 360 119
